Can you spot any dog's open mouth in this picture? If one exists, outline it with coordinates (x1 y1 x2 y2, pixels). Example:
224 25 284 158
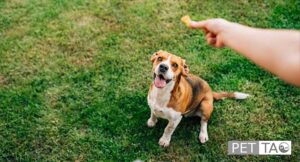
154 74 171 88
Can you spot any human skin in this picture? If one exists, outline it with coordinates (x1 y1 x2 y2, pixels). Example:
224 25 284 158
189 19 300 87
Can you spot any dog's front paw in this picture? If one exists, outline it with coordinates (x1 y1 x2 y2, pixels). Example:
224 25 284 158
147 118 157 128
199 132 209 143
159 136 170 147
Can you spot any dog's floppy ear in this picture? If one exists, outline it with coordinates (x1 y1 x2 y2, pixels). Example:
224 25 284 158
182 59 189 76
151 52 158 62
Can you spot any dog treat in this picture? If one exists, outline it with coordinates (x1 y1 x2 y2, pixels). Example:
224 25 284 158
181 15 192 28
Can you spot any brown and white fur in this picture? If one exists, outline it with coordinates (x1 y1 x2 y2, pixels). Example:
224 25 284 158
147 50 249 147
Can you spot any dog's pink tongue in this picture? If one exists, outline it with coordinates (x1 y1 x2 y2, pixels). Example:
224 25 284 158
154 76 166 88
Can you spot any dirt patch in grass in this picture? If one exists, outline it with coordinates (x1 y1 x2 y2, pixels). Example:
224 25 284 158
69 54 94 67
0 75 8 85
5 0 27 8
77 15 94 27
4 25 29 38
62 10 99 28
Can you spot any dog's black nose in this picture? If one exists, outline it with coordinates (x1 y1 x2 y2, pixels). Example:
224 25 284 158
159 64 168 73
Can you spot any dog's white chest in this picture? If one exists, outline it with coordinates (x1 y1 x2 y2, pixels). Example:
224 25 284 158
147 83 179 119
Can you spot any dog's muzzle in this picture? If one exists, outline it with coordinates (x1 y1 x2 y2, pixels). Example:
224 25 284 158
153 73 172 88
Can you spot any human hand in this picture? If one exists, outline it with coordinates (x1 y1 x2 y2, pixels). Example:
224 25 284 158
189 18 232 48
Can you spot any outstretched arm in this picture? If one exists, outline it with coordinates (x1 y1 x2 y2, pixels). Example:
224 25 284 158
185 18 300 87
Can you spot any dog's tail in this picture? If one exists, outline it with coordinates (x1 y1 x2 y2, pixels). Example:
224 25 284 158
213 92 250 100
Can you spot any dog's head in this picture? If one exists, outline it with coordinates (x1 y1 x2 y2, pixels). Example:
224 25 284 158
150 50 189 88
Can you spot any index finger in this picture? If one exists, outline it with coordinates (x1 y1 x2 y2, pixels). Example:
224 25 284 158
189 20 209 29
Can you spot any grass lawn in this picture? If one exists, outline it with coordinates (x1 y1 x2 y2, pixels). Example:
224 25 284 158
0 0 300 161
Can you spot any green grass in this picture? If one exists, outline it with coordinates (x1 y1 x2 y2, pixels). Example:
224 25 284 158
0 0 300 161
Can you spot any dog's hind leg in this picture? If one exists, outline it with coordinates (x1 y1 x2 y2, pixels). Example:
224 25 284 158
199 98 213 144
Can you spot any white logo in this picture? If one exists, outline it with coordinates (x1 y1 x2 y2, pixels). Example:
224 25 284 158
228 141 292 155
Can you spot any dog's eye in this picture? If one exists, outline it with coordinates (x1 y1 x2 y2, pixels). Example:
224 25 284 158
172 63 178 68
157 57 162 62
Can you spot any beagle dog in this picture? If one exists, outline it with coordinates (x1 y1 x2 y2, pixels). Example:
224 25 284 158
147 50 249 147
